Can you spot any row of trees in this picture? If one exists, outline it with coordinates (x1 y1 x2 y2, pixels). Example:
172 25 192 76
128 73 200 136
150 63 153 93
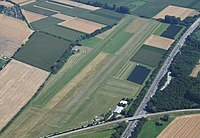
111 122 127 138
159 14 200 26
74 0 130 14
147 31 200 113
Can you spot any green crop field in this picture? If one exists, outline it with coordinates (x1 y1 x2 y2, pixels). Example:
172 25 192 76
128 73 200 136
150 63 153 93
132 45 166 67
30 16 64 30
153 23 170 36
80 37 103 48
137 117 174 138
14 32 70 72
0 59 7 69
103 31 133 54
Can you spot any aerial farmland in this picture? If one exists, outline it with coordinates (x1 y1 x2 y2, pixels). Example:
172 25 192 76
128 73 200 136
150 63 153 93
0 0 200 138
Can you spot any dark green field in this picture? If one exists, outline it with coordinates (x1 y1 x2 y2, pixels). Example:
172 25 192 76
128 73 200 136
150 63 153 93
131 45 166 67
0 59 7 69
14 32 70 72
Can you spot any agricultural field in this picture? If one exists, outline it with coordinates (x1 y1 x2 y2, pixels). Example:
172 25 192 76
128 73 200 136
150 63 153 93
0 14 33 58
58 18 105 34
127 65 150 85
153 23 170 36
0 58 8 70
161 25 183 39
144 35 174 50
137 117 174 138
158 114 200 138
0 15 162 137
14 32 70 72
76 0 200 17
153 5 198 20
20 0 125 41
0 59 49 131
131 45 166 67
65 123 118 138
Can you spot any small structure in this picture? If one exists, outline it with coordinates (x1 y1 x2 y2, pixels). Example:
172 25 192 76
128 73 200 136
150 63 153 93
113 106 124 114
120 100 128 105
71 47 79 53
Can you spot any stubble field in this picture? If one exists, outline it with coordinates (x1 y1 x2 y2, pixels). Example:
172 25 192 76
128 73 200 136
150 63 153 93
0 59 49 131
0 15 33 58
157 114 200 138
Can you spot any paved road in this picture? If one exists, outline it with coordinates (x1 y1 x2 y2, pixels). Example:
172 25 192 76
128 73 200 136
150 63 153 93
42 109 200 138
121 17 200 138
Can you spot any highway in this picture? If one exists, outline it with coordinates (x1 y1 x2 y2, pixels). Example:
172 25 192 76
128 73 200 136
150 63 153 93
121 17 200 138
42 109 200 138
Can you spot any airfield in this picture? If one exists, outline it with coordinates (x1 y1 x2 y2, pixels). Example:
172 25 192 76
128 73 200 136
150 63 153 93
0 0 199 138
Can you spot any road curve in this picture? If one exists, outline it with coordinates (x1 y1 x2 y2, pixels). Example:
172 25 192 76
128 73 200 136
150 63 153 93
42 109 200 138
121 17 200 138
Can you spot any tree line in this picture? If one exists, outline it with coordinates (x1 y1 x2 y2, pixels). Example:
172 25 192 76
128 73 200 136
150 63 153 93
74 0 130 14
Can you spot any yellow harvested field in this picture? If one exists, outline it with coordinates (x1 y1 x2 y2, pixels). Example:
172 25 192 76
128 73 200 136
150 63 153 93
157 114 200 138
22 10 47 23
0 14 33 58
190 64 200 78
153 5 198 20
144 35 175 50
46 1 73 9
52 0 100 11
45 52 109 109
52 14 75 21
58 18 105 34
0 59 49 130
0 1 13 7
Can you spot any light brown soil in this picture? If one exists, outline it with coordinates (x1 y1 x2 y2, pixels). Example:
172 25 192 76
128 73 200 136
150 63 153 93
0 59 49 130
46 1 73 9
190 64 200 78
153 5 198 20
58 18 105 34
0 14 33 58
19 0 36 6
144 35 175 50
51 0 100 11
52 13 75 21
157 114 200 138
0 1 13 7
22 9 47 23
124 18 149 33
33 5 60 13
45 52 109 109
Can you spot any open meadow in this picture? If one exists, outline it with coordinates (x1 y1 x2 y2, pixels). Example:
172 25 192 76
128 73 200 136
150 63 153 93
0 59 49 131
